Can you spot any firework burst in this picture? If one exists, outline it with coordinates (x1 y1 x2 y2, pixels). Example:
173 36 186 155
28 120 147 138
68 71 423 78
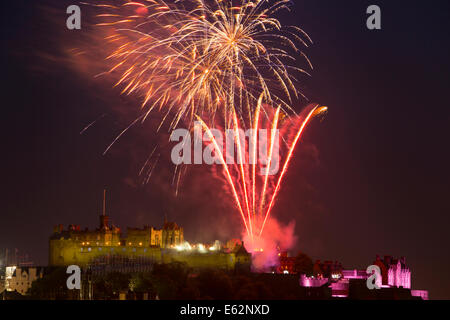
77 0 326 247
92 0 313 130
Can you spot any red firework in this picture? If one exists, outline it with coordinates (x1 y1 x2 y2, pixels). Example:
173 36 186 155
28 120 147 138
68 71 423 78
197 104 327 242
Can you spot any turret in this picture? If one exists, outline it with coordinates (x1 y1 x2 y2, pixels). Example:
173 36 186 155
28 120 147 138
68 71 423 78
100 215 109 230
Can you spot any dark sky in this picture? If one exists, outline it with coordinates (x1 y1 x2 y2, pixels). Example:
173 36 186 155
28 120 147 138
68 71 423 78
1 0 449 299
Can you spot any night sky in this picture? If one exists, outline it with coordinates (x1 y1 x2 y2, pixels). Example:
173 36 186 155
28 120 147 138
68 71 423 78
2 0 449 299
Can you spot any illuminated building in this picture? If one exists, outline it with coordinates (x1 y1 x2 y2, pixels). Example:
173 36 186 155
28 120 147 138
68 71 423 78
373 255 411 289
49 211 250 271
299 255 429 300
277 252 295 274
4 266 45 295
312 260 343 279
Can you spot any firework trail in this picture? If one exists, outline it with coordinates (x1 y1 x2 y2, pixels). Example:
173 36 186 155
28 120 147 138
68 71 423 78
197 104 327 241
90 0 312 131
80 113 107 135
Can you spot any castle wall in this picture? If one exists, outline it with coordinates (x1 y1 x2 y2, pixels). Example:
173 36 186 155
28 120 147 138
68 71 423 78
49 238 250 271
150 228 163 247
161 250 236 270
49 219 250 271
49 239 162 266
162 228 183 248
126 228 152 247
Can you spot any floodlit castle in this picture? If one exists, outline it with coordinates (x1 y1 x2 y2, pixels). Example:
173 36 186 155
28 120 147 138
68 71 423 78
49 215 185 266
49 194 250 271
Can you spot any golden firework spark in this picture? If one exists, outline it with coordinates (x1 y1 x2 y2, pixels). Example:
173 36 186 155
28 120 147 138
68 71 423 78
94 0 313 130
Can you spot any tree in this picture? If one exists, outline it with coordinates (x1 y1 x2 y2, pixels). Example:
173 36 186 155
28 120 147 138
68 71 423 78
129 273 155 295
105 272 130 295
195 269 233 299
152 262 190 287
293 252 313 276
154 275 177 300
28 267 70 299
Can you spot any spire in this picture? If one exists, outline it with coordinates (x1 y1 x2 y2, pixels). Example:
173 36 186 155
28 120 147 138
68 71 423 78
100 189 109 230
103 189 106 216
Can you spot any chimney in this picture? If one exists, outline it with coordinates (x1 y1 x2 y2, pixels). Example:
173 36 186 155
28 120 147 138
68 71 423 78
100 215 109 230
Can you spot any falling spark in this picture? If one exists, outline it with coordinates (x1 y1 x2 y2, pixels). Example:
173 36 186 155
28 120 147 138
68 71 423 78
79 113 106 135
91 0 312 130
197 104 327 239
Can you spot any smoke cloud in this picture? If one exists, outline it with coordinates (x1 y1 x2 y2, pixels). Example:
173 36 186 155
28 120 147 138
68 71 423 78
243 218 298 272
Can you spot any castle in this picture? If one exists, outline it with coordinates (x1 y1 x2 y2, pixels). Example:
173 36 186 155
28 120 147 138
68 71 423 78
298 255 428 300
49 211 251 272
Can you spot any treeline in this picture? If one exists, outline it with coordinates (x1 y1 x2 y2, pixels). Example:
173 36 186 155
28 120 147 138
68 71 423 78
27 259 316 300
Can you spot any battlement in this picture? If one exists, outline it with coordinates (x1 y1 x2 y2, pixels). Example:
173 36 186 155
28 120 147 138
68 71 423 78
48 213 250 272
